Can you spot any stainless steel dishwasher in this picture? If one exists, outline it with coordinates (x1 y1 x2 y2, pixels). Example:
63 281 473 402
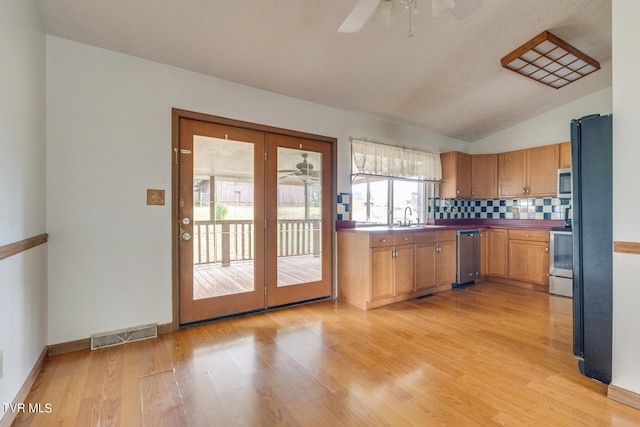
456 229 480 285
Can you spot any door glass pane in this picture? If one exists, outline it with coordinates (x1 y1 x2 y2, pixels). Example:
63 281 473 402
276 148 322 287
193 136 254 299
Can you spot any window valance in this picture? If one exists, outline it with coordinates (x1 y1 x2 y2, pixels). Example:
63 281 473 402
351 138 442 181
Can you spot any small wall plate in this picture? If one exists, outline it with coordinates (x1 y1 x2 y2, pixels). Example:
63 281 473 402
147 189 165 205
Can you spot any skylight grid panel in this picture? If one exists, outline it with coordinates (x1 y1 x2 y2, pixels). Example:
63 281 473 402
500 31 600 89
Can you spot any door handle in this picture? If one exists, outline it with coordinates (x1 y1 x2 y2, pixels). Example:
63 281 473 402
182 232 192 241
181 217 191 225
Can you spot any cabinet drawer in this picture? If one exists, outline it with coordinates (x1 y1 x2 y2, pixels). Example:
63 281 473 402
415 231 438 244
394 232 415 245
508 229 549 242
370 233 394 247
438 230 457 242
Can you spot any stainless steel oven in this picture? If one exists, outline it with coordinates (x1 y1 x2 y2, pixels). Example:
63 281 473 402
549 227 573 297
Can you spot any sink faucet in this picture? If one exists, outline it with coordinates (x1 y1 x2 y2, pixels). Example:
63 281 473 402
404 206 412 226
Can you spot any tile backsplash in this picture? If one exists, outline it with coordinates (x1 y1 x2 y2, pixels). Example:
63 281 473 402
430 197 571 221
337 192 351 220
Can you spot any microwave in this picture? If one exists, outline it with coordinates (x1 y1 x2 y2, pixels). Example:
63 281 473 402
558 168 572 198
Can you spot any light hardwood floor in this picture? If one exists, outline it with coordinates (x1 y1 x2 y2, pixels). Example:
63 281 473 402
12 282 640 426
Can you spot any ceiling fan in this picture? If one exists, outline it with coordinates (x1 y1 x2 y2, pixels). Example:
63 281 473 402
278 153 321 182
338 0 483 34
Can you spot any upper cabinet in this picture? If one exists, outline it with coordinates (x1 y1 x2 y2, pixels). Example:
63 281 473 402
497 150 527 198
441 143 561 199
526 144 559 196
440 151 471 198
471 154 498 199
559 141 571 168
498 144 559 198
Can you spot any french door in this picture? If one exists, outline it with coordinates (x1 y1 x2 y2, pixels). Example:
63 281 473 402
176 115 332 324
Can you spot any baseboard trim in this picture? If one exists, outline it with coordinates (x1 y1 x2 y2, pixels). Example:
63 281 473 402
47 337 91 357
47 322 175 357
0 347 48 427
608 384 640 410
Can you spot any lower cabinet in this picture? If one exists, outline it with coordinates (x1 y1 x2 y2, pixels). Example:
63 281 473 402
370 243 415 300
337 226 551 310
487 228 509 278
338 229 450 309
507 229 549 289
412 230 456 293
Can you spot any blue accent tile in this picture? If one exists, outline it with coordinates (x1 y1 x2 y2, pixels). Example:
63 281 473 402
544 213 551 220
499 200 506 206
543 198 551 205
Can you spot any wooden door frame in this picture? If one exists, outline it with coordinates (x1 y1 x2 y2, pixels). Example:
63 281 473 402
170 108 337 331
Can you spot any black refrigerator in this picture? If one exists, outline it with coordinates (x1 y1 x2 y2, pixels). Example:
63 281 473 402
571 113 613 384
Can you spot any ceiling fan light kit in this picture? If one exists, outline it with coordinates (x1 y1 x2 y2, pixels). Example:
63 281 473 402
339 0 478 34
500 30 601 89
432 0 456 17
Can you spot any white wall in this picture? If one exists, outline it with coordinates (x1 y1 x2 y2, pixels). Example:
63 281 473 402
0 0 48 418
611 0 640 396
471 86 612 154
46 36 468 344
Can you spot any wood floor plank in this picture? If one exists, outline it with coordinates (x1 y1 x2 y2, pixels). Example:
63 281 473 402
13 282 640 425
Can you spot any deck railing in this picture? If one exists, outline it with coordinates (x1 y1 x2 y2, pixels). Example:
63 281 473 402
193 219 321 266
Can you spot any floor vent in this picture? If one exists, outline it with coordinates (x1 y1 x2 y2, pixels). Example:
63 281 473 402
90 323 157 350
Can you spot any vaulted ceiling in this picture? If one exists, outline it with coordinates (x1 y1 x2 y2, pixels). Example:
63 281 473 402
36 0 612 142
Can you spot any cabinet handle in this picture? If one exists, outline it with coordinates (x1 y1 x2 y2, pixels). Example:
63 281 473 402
546 245 549 253
524 234 532 237
523 188 527 195
402 237 409 241
379 239 387 243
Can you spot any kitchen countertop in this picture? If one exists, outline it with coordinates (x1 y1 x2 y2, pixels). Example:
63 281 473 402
336 218 566 233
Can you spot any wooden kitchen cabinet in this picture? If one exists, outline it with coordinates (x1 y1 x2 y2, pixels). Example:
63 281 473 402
479 228 489 277
338 230 421 309
498 144 559 198
370 246 394 300
487 228 509 278
471 154 498 199
415 232 437 292
440 151 471 198
338 228 451 309
559 141 571 168
436 231 457 287
370 232 415 300
415 230 456 292
527 144 559 196
507 229 549 289
498 150 527 198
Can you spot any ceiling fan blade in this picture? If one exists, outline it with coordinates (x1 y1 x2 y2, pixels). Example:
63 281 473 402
448 0 483 20
338 0 382 33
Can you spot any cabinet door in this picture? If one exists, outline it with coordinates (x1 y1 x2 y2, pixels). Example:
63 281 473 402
471 154 497 199
527 144 559 197
479 228 489 277
371 247 394 300
456 153 472 198
498 150 527 198
508 240 549 287
394 245 415 296
440 152 471 198
487 229 509 278
436 240 457 287
559 142 571 168
415 242 437 291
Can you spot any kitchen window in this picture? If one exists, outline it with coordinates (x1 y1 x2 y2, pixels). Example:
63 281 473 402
350 139 441 226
